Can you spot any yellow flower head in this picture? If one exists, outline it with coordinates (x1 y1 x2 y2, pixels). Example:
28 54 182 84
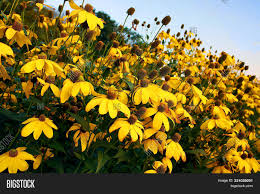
21 115 58 140
0 147 35 173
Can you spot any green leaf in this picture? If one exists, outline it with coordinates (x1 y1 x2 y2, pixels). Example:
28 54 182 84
122 78 134 91
74 152 83 160
113 149 129 164
68 112 90 131
96 151 110 173
49 142 65 153
0 109 26 122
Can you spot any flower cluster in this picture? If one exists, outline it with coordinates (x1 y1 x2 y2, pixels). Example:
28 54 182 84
0 0 259 174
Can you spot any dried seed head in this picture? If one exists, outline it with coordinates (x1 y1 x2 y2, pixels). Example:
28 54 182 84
84 4 93 12
58 5 63 12
70 70 82 83
172 133 181 143
12 21 23 31
162 16 171 25
244 66 249 70
244 87 251 94
184 69 191 77
167 100 174 108
237 131 245 140
164 75 171 82
162 83 170 91
156 165 166 174
135 48 143 56
128 115 138 124
127 7 135 15
147 24 150 28
95 41 104 51
166 28 171 34
39 114 46 122
107 90 117 100
176 32 181 37
137 69 147 80
249 76 255 81
187 78 194 85
110 32 117 40
85 30 95 41
240 153 247 160
66 10 70 16
45 76 55 84
140 79 149 87
156 21 160 25
136 107 147 118
71 106 79 113
239 62 245 68
112 41 120 48
236 83 242 89
9 149 18 157
181 24 184 29
151 40 161 49
149 70 158 79
215 100 221 106
133 19 139 25
158 104 166 112
60 31 68 38
154 17 158 21
159 66 171 76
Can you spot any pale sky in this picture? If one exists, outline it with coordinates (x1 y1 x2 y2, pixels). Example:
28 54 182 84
46 0 260 77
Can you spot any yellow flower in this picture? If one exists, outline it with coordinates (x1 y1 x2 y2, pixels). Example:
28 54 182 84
37 77 60 97
109 115 143 142
66 123 96 152
21 114 58 140
143 102 175 131
212 165 232 173
165 133 186 162
0 147 35 174
68 0 104 30
21 54 63 76
86 89 130 119
133 79 161 105
226 131 250 151
144 158 172 174
0 42 14 61
5 21 32 48
22 80 33 99
60 76 95 103
33 148 54 170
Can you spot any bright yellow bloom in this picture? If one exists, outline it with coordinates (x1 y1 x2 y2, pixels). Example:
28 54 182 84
0 147 35 173
33 148 54 170
21 115 58 140
165 133 186 162
68 0 104 30
0 42 14 61
66 123 96 152
109 115 143 142
37 77 60 97
86 89 130 119
133 80 161 105
21 55 63 76
144 158 172 174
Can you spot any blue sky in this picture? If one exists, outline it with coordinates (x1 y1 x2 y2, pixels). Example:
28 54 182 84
46 0 260 77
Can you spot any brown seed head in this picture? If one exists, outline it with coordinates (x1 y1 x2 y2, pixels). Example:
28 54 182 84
172 133 181 143
151 40 161 49
184 69 191 77
85 30 95 41
162 83 170 91
136 107 147 118
107 90 117 100
159 66 171 76
127 7 135 15
137 69 147 80
95 41 104 51
84 4 93 12
39 114 46 122
112 41 120 48
9 149 18 157
149 70 158 79
128 115 138 124
110 32 117 40
12 21 23 31
241 153 247 160
162 16 171 25
140 79 149 87
158 104 166 112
